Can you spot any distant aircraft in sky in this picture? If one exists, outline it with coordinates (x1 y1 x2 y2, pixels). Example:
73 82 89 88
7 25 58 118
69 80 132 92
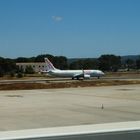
44 58 104 80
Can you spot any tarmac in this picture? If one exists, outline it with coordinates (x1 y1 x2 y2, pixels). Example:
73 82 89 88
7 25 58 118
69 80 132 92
0 84 140 131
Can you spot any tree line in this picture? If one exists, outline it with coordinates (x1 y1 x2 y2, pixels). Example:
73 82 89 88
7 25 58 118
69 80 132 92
0 54 140 77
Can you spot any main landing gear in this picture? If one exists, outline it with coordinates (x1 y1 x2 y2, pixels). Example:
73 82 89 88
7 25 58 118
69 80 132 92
72 77 80 80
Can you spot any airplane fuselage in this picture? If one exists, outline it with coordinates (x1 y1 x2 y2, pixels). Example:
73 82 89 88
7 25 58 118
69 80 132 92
47 69 104 79
44 58 105 79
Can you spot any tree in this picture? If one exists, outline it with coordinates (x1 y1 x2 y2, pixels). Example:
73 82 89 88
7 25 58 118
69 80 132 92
69 59 99 70
69 60 84 69
0 67 4 77
17 72 23 78
53 56 68 70
125 59 135 71
98 55 121 71
34 54 54 62
82 59 99 69
0 57 17 75
25 66 35 74
10 71 15 77
136 59 140 69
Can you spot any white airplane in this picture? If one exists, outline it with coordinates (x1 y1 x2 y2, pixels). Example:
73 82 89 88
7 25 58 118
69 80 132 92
44 58 104 80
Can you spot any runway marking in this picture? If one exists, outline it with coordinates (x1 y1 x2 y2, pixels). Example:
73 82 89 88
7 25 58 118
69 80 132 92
117 88 135 91
5 95 23 98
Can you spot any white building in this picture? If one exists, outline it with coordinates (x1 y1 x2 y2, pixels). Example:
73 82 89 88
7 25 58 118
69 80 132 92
16 62 46 73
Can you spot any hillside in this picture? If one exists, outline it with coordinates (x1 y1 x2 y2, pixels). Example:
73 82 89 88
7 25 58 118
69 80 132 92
68 55 140 64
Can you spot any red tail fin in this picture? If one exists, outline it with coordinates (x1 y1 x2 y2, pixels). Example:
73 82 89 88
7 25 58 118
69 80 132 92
44 58 56 71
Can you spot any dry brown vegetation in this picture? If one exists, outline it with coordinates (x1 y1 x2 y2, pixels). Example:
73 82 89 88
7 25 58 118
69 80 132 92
0 80 140 90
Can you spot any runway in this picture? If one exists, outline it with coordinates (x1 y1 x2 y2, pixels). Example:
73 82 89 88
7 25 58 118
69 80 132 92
0 77 140 84
0 84 140 131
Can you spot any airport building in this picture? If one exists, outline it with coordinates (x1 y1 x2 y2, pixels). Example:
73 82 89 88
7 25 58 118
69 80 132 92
16 62 46 73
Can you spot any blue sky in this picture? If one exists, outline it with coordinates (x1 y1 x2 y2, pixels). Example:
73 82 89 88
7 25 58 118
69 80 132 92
0 0 140 58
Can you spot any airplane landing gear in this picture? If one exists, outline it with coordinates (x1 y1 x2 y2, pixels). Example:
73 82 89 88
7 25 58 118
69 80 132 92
77 77 79 80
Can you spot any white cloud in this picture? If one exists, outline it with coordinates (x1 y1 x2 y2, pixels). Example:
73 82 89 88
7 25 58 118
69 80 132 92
52 16 63 22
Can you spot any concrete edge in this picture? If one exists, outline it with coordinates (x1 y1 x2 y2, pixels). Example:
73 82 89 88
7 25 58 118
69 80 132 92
0 121 140 140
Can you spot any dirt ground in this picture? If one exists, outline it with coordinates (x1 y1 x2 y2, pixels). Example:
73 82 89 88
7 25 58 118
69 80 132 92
0 80 140 90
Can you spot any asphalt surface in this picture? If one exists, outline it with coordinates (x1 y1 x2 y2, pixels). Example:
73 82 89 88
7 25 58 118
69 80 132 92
0 121 140 140
0 84 140 131
24 131 140 140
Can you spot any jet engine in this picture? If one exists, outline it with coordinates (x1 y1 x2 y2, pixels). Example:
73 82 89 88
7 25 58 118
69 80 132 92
84 74 90 79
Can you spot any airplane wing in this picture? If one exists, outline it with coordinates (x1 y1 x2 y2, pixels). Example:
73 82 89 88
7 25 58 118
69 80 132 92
73 73 84 78
73 71 90 79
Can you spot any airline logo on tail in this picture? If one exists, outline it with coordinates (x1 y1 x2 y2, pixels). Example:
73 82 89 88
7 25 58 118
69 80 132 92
44 58 56 71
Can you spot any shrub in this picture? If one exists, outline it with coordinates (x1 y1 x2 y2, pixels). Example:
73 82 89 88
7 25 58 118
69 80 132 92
17 73 23 78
